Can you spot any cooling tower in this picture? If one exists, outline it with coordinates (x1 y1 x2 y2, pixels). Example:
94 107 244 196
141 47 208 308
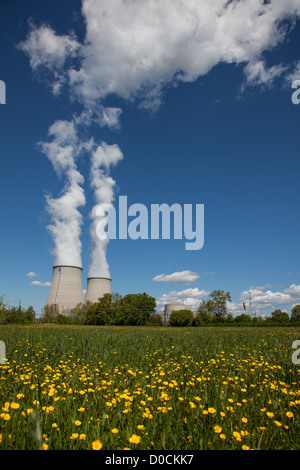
85 277 111 303
45 265 84 314
164 302 194 325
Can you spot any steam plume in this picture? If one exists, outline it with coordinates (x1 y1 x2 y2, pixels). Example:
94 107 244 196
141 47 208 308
40 119 88 268
88 142 123 278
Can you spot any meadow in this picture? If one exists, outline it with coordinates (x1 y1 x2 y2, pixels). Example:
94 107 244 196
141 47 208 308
0 325 299 450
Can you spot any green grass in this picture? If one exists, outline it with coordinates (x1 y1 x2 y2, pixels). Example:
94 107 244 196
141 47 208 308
0 325 299 450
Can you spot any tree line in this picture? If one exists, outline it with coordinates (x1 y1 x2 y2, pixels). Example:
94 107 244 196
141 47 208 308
0 296 35 324
169 290 300 327
42 293 159 326
1 289 300 326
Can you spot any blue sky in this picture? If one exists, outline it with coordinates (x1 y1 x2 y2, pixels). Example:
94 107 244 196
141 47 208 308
1 0 300 317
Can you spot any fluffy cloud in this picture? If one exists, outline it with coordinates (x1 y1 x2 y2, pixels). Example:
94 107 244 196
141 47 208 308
71 0 300 108
243 60 287 88
19 1 300 110
229 284 300 316
18 23 80 95
153 270 200 284
26 272 38 278
156 287 209 309
18 23 79 70
31 281 51 287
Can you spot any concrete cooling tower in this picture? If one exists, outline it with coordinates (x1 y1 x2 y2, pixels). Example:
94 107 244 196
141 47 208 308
45 265 84 314
85 277 111 303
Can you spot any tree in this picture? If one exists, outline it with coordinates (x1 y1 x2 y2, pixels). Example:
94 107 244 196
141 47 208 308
270 309 289 323
291 305 300 323
116 293 156 326
56 314 73 324
208 290 232 318
70 302 92 324
24 306 35 323
169 309 194 327
234 313 252 323
42 304 59 323
5 306 22 324
194 301 213 325
0 296 7 324
197 299 215 318
84 293 121 325
149 312 163 326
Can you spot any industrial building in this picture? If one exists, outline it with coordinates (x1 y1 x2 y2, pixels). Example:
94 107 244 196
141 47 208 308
163 302 194 326
85 277 111 304
44 265 111 315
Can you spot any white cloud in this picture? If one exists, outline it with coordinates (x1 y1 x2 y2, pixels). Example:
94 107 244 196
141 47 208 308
153 270 200 284
26 271 38 278
31 281 51 287
156 287 209 308
254 283 285 290
229 284 300 316
243 60 287 88
18 23 80 95
285 60 300 84
18 23 79 70
19 1 300 111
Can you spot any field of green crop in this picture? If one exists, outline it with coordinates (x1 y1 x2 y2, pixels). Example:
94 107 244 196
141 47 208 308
0 325 299 450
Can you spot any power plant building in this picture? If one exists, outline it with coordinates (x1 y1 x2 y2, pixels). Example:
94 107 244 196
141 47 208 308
85 277 111 303
45 265 84 315
164 302 194 325
44 265 111 315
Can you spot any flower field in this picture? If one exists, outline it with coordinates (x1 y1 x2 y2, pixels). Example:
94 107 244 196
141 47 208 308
0 325 299 450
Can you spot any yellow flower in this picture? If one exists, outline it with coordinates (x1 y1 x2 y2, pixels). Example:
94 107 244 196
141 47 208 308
220 434 226 440
286 412 294 418
208 407 216 414
42 443 48 450
16 394 24 400
266 412 274 418
111 428 119 434
242 445 250 450
70 433 79 440
10 402 20 410
137 425 145 431
1 413 10 421
129 434 141 444
79 434 86 440
214 425 222 434
92 440 103 450
233 431 241 441
274 421 282 427
74 420 81 426
242 417 248 424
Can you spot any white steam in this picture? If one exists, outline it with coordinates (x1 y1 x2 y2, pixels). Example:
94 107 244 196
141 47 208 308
88 142 123 278
40 119 89 268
